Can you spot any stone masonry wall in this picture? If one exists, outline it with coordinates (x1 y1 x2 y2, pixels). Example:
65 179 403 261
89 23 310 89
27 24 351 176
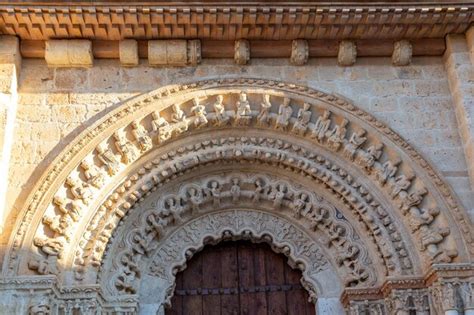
7 56 474 233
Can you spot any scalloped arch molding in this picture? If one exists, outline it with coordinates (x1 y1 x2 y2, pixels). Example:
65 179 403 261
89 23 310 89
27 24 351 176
3 79 473 313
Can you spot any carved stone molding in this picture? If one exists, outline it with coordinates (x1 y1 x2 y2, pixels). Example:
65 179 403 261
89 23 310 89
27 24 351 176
0 4 471 41
3 78 473 311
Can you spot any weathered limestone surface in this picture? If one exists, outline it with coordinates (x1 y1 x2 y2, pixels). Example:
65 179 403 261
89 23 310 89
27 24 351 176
7 56 472 226
444 35 474 196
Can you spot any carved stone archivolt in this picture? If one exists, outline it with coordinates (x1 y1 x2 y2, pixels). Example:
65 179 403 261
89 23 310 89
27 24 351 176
3 78 473 312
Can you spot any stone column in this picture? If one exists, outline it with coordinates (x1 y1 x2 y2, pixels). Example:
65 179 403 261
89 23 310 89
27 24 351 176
444 34 474 192
316 297 345 314
0 35 20 234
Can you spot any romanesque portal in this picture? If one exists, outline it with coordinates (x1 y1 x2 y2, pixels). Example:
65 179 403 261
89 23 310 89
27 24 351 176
2 78 473 314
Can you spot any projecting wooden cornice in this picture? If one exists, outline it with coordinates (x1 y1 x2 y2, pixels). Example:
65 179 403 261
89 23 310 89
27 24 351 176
0 2 472 41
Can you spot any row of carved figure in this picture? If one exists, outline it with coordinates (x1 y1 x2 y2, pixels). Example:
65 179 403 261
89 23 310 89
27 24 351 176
32 92 454 278
109 174 374 295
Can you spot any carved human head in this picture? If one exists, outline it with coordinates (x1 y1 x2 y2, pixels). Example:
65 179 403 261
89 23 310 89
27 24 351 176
303 103 310 111
33 237 45 247
192 97 200 106
42 216 53 225
172 104 181 112
53 195 66 206
80 159 91 169
239 92 247 102
216 95 223 103
131 121 139 128
210 181 219 188
283 97 290 106
96 142 107 154
65 176 77 186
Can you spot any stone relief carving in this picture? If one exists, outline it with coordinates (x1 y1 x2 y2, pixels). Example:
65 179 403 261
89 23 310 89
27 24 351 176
290 39 309 66
102 172 380 300
9 79 471 312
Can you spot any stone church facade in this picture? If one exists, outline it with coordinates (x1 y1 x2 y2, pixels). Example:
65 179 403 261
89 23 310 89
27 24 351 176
0 1 473 314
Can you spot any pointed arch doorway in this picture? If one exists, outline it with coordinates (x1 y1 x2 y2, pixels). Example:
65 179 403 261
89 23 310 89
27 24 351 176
166 241 316 315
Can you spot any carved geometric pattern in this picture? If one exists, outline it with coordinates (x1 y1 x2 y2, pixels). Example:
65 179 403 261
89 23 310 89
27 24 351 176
0 5 472 41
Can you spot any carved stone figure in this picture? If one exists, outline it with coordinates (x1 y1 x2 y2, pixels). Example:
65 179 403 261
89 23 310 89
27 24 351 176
257 94 272 126
187 187 203 213
326 118 348 151
234 92 252 126
42 215 71 240
409 207 439 231
96 142 121 176
399 187 428 213
212 95 230 126
33 237 65 259
171 103 188 133
291 102 312 135
190 97 208 128
419 226 450 251
358 142 384 170
343 129 367 160
275 97 293 131
53 195 80 222
230 178 241 202
390 174 414 198
375 158 401 185
292 192 310 219
146 212 166 237
164 196 183 224
131 120 152 151
311 110 331 142
28 257 59 275
65 176 93 205
113 130 139 164
80 158 106 189
269 183 287 208
208 180 222 207
151 111 172 142
252 178 268 202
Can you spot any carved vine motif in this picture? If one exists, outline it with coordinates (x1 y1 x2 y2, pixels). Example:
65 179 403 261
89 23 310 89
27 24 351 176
103 173 377 298
11 79 469 293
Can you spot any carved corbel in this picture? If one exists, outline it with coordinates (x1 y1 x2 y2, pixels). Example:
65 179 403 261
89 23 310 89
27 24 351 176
234 39 250 65
148 40 201 66
290 39 309 66
392 40 412 66
338 40 357 67
45 40 93 67
119 39 139 67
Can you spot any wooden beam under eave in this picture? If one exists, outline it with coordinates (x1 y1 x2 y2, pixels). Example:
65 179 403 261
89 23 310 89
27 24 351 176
20 38 446 59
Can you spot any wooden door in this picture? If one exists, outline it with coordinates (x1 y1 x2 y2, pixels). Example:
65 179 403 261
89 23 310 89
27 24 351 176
166 241 316 315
